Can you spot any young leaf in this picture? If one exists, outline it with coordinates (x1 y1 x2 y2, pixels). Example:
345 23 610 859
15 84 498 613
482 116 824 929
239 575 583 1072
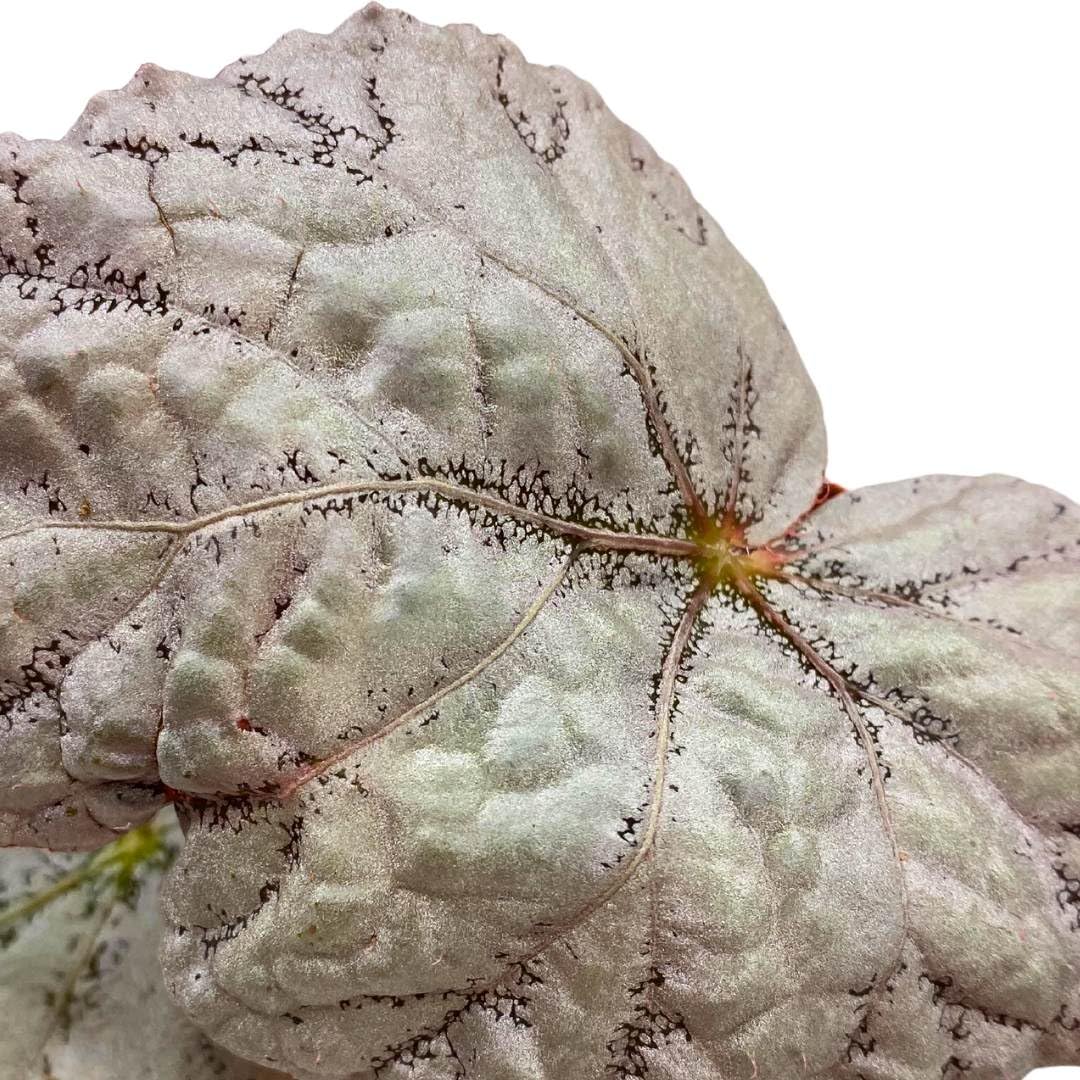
0 811 286 1078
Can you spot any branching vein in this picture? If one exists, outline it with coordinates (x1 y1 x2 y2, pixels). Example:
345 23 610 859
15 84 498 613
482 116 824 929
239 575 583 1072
268 549 578 799
1 478 699 560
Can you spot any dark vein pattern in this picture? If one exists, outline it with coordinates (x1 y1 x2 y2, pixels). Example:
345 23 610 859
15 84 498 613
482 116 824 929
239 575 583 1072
0 6 1077 1080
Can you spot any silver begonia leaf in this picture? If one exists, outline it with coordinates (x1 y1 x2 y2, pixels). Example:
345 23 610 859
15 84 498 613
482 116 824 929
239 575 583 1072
1 6 1077 1078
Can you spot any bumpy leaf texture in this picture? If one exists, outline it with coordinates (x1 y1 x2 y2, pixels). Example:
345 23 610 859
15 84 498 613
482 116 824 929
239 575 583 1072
0 5 1077 1079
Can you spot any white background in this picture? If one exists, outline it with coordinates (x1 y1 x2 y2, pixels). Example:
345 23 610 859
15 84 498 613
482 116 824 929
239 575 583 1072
0 3 1077 1077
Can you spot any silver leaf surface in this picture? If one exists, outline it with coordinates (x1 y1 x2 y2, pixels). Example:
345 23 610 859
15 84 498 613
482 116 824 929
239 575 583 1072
0 6 1077 1079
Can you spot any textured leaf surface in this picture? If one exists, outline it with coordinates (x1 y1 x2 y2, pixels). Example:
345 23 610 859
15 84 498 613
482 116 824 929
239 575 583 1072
0 6 1077 1078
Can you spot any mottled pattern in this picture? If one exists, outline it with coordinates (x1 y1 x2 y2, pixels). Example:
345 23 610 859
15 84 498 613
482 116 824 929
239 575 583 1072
0 6 1077 1079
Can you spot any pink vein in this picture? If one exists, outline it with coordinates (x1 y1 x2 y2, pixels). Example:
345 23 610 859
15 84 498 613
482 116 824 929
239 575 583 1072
512 580 711 959
0 478 700 560
264 551 578 800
